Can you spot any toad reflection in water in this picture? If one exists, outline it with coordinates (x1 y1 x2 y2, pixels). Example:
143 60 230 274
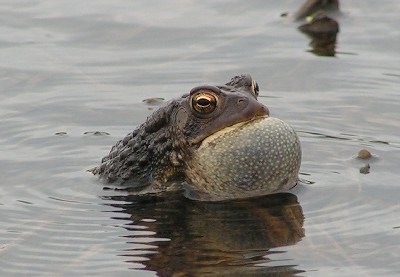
104 192 305 276
298 11 340 57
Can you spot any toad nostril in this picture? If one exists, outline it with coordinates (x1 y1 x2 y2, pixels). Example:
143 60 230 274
261 106 270 116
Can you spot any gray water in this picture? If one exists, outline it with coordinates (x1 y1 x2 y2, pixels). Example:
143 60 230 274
1 1 399 276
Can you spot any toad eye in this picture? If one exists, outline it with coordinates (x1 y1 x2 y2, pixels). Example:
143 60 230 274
191 92 218 115
252 80 259 97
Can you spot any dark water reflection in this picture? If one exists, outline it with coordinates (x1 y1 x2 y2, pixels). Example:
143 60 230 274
105 192 305 276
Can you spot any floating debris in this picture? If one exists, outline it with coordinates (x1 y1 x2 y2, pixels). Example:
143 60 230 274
54 131 68 136
83 131 110 136
298 178 315 185
359 164 370 174
294 0 339 21
298 11 339 35
357 149 372 159
142 97 165 106
280 12 289 18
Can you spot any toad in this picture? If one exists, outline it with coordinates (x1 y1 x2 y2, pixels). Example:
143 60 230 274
91 74 301 201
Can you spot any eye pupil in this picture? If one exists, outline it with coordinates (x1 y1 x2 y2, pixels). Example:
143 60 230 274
197 98 211 107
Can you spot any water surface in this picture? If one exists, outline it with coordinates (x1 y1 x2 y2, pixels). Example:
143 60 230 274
1 0 399 276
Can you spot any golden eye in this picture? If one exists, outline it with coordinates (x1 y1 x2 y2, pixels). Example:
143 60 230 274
191 92 218 115
252 80 259 97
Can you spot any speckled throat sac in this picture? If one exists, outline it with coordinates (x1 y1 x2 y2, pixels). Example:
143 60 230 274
184 117 302 201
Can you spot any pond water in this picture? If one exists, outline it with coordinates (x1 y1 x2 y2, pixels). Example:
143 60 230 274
1 0 399 276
